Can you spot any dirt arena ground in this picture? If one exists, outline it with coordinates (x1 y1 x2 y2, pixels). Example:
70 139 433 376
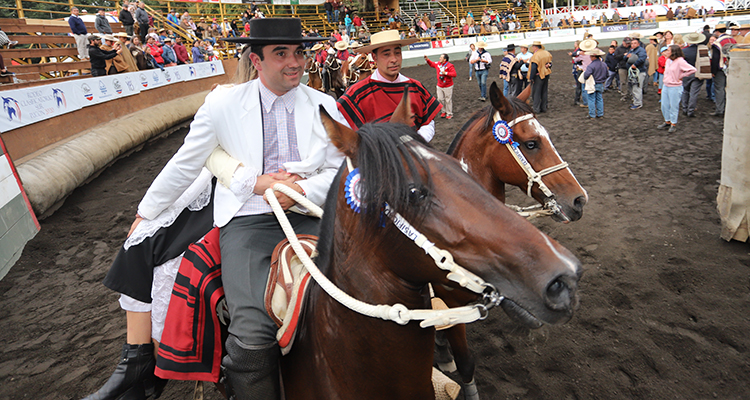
2 50 749 400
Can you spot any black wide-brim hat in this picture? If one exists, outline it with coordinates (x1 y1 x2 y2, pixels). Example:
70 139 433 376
223 18 331 44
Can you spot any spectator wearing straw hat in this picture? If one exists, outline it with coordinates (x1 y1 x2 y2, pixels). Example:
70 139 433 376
334 40 350 60
528 40 552 113
114 32 139 71
101 34 130 74
88 35 121 76
738 23 750 43
678 32 707 117
337 29 441 141
470 40 492 101
583 48 607 119
161 37 177 67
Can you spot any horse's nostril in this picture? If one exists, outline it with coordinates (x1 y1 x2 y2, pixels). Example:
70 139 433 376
573 195 587 210
546 278 571 310
547 279 565 297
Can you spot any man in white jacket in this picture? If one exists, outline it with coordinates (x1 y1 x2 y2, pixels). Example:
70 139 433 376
135 18 340 400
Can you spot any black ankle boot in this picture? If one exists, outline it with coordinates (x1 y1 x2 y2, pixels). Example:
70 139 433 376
81 343 157 400
222 336 281 400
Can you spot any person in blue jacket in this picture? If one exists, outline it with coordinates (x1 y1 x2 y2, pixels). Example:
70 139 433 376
68 7 88 59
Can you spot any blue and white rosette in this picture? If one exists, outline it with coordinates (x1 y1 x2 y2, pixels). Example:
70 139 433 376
345 168 363 213
492 120 514 144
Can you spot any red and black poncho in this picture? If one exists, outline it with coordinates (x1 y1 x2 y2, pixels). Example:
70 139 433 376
336 75 442 130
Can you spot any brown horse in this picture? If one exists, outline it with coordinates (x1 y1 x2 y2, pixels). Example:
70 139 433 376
439 81 588 399
305 56 324 92
448 81 588 223
279 108 582 399
324 53 347 98
343 52 375 86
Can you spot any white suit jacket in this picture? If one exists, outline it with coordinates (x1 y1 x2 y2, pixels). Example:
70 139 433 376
138 80 347 227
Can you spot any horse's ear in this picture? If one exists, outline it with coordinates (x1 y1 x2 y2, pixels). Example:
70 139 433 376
489 81 513 118
517 82 532 103
390 86 416 128
319 105 359 159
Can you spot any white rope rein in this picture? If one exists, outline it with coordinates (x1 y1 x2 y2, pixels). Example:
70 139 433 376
265 159 501 328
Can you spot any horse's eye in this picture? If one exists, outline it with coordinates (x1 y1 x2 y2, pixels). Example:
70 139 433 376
408 185 428 204
524 141 538 150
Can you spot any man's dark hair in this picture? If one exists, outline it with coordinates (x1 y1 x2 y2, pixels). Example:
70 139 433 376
609 45 616 49
442 53 449 61
251 44 265 61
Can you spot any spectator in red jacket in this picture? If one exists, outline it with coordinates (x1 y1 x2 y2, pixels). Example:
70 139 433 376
145 36 164 66
424 53 457 119
173 36 189 64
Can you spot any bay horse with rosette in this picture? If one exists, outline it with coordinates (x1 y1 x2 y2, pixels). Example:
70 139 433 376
305 56 324 92
448 81 588 222
278 107 581 399
438 81 588 399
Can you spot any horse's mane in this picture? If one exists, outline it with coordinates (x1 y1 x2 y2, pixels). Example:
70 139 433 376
316 123 435 274
446 96 534 154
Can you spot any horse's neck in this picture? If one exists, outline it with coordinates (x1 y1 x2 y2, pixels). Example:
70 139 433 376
453 125 507 203
282 219 436 399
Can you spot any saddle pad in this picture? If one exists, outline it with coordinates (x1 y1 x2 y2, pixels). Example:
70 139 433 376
265 235 318 355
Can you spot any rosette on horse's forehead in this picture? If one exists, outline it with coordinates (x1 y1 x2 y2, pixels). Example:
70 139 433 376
492 120 514 144
345 168 363 213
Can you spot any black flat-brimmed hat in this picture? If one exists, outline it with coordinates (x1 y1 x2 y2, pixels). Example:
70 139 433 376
223 18 330 44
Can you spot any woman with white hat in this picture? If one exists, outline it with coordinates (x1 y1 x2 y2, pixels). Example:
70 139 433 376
469 40 492 101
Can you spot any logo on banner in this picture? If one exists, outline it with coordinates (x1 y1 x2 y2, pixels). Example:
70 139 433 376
124 76 135 91
189 66 196 77
2 97 21 121
602 24 628 32
174 70 182 80
140 73 149 88
164 70 172 82
98 80 108 95
113 79 123 94
52 88 67 108
152 71 160 83
81 83 94 101
211 63 217 73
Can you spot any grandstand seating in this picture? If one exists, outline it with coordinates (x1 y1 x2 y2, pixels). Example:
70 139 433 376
0 18 124 80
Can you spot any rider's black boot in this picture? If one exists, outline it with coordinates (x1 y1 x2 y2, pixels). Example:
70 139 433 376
221 335 281 400
81 343 158 400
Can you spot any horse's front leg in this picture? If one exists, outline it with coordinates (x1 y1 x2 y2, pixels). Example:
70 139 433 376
445 324 479 400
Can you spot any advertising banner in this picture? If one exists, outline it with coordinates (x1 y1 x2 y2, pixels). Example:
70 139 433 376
452 37 476 47
602 24 628 33
501 33 524 41
0 81 83 132
659 20 689 29
431 40 453 49
524 30 549 39
576 27 601 35
628 21 659 30
476 34 501 43
550 28 575 37
408 41 431 51
77 73 142 106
